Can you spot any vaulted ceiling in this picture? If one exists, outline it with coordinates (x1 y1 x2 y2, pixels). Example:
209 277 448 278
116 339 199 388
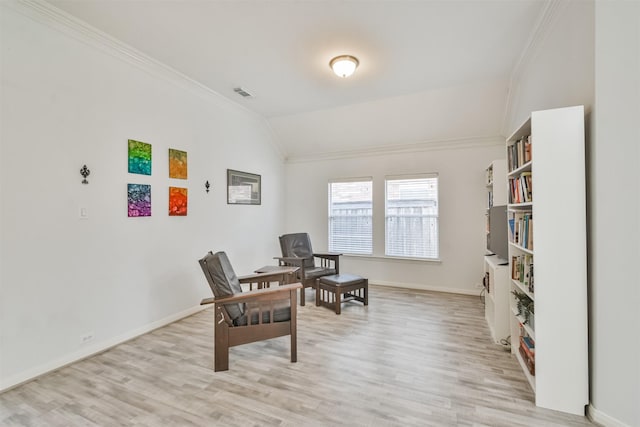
48 0 547 160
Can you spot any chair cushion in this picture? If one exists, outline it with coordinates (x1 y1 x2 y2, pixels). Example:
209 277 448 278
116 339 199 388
234 300 291 326
198 251 245 321
279 233 315 270
304 267 337 279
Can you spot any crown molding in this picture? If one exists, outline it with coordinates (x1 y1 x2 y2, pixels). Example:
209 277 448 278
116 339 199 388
4 0 287 160
502 0 566 134
7 0 238 111
285 135 504 164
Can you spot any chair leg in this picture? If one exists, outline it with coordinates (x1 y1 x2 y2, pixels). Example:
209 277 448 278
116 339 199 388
364 279 369 305
316 284 321 306
290 289 298 363
214 308 229 372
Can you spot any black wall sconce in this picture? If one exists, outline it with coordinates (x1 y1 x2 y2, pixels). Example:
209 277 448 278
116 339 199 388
80 165 90 184
205 180 211 193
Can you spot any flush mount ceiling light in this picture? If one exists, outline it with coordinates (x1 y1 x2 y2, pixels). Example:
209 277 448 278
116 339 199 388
329 55 359 78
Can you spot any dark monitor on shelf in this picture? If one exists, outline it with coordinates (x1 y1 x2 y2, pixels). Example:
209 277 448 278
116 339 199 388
488 205 508 263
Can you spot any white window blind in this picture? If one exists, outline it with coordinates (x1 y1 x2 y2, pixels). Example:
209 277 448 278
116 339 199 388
328 179 373 255
385 174 439 259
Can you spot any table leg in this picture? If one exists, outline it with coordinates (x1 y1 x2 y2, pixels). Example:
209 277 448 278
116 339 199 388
364 279 369 305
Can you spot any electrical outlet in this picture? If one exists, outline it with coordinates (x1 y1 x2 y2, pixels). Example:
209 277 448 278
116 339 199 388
80 332 94 344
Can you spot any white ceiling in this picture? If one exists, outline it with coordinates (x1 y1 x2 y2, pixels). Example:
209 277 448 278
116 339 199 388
47 0 547 159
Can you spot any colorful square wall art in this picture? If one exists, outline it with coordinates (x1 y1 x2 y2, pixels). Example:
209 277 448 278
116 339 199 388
128 184 151 217
128 139 152 175
168 148 188 179
169 187 188 216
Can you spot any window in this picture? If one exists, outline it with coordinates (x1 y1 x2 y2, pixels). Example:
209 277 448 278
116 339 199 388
385 174 439 259
328 178 373 255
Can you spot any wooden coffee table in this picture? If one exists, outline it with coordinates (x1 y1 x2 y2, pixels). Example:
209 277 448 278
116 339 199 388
316 273 368 315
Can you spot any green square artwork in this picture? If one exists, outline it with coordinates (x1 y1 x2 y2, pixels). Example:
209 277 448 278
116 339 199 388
128 139 152 175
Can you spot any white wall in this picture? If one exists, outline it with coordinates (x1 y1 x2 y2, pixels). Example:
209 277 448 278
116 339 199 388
285 141 505 294
271 80 508 161
0 3 284 390
590 2 640 426
506 0 640 425
505 0 594 134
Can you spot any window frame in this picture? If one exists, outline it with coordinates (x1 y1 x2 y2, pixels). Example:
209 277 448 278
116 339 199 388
384 173 440 260
327 177 374 255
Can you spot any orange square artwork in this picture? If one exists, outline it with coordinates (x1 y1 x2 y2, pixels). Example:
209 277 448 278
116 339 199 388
168 148 187 179
169 187 188 216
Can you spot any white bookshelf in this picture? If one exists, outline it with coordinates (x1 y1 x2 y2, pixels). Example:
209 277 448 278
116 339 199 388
506 105 588 416
484 255 510 344
483 160 509 344
485 160 507 208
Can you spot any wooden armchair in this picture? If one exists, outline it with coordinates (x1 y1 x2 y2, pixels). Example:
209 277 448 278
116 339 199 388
199 251 302 372
275 233 342 306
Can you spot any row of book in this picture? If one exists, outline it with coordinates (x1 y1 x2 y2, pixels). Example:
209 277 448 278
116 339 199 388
485 166 494 186
508 135 532 172
487 190 494 209
508 212 534 250
519 334 535 376
512 254 534 294
509 172 532 204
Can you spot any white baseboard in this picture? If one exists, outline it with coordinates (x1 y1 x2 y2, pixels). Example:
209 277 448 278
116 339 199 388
0 304 208 393
371 280 480 296
588 404 632 427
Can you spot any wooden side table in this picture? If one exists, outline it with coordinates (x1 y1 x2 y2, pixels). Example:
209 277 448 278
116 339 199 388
245 265 299 290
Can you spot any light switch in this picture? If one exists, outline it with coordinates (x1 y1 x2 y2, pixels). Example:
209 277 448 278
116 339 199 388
79 207 88 219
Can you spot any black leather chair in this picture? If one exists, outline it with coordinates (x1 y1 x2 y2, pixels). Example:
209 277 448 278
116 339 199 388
275 233 341 306
199 251 302 371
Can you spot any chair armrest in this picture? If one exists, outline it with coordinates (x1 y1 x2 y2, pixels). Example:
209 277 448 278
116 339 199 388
211 283 302 304
313 253 341 274
313 253 342 259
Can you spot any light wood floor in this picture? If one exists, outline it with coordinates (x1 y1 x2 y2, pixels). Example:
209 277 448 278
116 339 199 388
0 285 596 426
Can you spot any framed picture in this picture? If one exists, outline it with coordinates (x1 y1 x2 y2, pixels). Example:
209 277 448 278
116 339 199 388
227 169 261 205
127 183 151 217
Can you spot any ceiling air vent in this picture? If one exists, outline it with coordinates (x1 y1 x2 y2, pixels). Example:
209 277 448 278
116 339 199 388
233 87 253 98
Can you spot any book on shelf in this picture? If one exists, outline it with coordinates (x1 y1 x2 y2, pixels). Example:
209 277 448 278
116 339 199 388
483 271 490 293
519 345 536 376
520 335 535 359
508 211 533 250
508 135 532 172
508 218 515 242
512 256 520 281
511 253 534 290
486 166 494 186
520 171 532 201
524 137 532 163
509 173 533 204
519 336 536 376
